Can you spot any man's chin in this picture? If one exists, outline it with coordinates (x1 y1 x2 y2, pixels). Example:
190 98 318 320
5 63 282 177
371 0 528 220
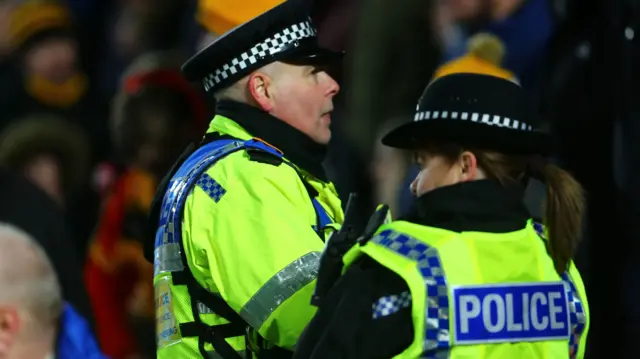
313 130 332 145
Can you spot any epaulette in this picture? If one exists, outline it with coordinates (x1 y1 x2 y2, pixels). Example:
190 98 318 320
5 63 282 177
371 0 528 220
246 137 284 166
246 147 283 166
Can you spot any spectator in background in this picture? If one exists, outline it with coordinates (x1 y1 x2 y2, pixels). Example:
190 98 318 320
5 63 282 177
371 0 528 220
101 0 197 95
433 32 517 82
194 0 285 51
196 0 284 35
85 52 205 359
1 0 110 161
0 0 109 249
0 114 94 256
0 1 16 60
0 167 94 329
347 0 441 158
370 119 411 217
443 0 554 89
0 223 106 359
0 115 91 207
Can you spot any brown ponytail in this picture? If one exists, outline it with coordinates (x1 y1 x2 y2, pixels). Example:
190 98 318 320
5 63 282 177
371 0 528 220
529 157 586 275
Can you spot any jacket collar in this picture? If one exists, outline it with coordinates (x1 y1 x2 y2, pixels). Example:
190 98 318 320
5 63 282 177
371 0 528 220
213 100 328 181
401 180 531 233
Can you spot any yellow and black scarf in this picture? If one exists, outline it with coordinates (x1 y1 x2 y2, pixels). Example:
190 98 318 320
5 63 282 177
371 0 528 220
25 72 87 108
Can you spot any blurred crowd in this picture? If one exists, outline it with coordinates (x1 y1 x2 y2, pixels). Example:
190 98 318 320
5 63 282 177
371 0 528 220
0 0 636 358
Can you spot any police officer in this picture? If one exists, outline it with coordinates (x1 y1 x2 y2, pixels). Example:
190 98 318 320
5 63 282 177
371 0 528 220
295 73 589 359
146 1 344 358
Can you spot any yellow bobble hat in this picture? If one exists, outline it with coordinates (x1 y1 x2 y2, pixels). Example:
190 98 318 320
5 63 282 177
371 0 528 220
197 0 285 35
432 32 519 84
7 0 72 52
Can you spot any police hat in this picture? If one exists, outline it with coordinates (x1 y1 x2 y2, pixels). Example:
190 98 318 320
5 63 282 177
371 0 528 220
182 0 343 94
382 73 552 156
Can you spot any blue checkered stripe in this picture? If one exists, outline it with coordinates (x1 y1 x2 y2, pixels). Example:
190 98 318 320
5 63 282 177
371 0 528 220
561 273 587 359
154 178 186 250
372 290 412 319
535 222 586 357
372 229 450 356
196 172 227 203
533 221 546 240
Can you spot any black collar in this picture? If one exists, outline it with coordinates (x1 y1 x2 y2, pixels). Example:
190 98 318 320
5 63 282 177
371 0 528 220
215 100 328 181
401 180 531 233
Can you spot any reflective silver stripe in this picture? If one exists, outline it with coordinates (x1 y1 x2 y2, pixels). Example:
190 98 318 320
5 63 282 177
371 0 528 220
208 350 246 359
154 243 185 276
198 301 215 315
155 240 219 315
239 251 321 330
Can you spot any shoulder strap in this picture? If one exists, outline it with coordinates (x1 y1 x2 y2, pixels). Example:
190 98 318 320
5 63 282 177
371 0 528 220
144 142 196 262
156 138 281 250
144 134 236 262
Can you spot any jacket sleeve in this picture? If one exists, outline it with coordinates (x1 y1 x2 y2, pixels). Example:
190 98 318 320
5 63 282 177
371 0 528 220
182 156 326 349
294 256 414 359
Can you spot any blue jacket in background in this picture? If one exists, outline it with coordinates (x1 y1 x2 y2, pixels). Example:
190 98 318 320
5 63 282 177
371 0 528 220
57 303 109 359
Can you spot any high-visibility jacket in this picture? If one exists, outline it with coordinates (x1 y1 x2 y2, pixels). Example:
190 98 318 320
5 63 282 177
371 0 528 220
341 220 589 359
153 115 344 358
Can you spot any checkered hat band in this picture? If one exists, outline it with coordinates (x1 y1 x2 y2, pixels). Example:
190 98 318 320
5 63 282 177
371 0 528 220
203 19 317 92
413 110 534 131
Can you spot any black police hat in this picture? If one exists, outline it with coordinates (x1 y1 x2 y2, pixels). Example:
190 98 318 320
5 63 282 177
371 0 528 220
182 0 343 95
382 73 552 156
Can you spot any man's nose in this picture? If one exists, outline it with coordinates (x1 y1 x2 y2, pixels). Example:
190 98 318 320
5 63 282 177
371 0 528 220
324 74 340 97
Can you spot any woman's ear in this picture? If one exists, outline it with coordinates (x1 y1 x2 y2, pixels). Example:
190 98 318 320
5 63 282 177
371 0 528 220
459 151 479 181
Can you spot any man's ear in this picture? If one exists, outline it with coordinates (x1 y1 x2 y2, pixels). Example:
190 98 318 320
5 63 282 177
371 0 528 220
248 72 275 112
0 307 20 356
459 151 479 181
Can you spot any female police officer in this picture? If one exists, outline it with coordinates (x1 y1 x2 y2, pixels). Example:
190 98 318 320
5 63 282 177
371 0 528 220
294 73 589 359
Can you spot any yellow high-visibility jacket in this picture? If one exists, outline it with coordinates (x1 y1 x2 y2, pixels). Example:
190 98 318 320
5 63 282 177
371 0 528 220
153 114 344 358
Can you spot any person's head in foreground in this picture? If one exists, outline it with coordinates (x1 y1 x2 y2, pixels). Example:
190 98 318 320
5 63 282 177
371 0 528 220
0 223 62 359
382 73 585 275
181 0 342 145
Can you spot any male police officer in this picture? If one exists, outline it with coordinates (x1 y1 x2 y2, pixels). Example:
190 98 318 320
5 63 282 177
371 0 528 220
147 1 344 358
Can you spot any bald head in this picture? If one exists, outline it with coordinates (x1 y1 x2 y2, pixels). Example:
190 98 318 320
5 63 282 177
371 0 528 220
0 223 62 332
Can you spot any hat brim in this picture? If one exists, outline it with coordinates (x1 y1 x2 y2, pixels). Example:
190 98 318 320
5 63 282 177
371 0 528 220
280 45 344 66
280 45 344 80
381 120 553 156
